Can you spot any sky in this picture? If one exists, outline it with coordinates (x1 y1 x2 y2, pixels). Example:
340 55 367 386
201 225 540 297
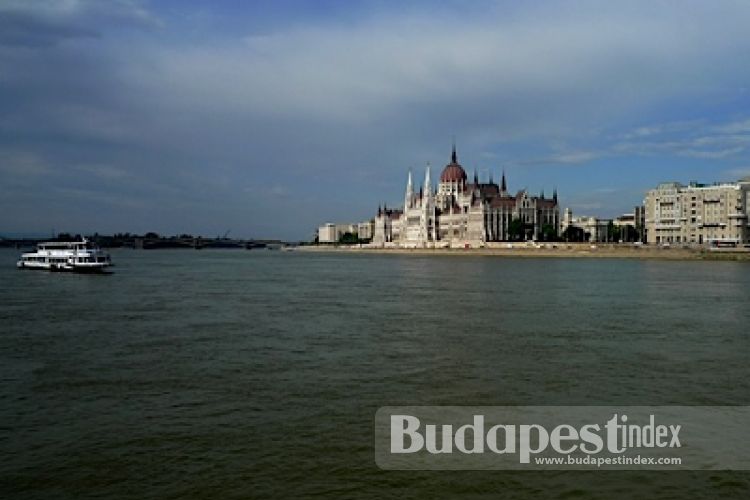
1 0 750 241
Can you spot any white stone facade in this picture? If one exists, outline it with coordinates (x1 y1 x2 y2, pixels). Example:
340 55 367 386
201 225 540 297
561 208 612 242
644 179 750 245
372 146 560 247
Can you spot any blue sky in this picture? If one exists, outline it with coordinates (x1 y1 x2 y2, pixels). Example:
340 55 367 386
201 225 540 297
1 0 750 240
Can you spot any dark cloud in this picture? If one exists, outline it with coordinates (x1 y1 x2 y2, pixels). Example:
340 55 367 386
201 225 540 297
0 10 99 47
2 1 750 239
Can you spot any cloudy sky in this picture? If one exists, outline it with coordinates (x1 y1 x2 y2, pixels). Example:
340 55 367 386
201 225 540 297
2 0 750 240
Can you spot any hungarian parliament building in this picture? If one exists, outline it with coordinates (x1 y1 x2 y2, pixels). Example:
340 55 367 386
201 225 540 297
371 145 560 247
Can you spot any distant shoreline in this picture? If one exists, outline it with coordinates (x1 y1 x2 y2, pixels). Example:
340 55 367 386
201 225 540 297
297 243 750 261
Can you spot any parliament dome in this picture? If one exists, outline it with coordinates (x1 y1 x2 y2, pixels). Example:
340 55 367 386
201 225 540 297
439 145 467 183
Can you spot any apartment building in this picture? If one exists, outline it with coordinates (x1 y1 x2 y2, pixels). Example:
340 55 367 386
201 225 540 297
644 179 750 245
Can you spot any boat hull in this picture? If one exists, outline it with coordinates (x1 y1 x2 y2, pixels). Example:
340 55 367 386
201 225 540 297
17 262 112 273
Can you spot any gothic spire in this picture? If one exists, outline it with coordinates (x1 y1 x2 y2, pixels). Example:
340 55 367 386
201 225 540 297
501 170 507 192
451 137 457 164
404 170 413 209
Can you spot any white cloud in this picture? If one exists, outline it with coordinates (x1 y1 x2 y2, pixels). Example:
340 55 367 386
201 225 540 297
127 1 750 138
614 118 750 159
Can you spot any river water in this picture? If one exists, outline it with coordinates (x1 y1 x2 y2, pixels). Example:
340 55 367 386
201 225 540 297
1 248 749 498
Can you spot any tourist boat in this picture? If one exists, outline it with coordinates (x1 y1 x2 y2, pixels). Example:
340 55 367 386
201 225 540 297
16 239 112 273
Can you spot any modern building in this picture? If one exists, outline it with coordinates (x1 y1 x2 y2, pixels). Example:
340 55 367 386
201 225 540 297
634 205 647 243
644 179 750 245
372 145 560 247
318 223 344 243
318 220 375 244
357 220 374 241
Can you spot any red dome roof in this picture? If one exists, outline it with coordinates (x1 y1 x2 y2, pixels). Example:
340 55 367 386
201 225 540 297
440 145 466 183
440 163 467 183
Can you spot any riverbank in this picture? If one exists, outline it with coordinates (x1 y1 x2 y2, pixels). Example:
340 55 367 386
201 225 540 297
298 243 750 261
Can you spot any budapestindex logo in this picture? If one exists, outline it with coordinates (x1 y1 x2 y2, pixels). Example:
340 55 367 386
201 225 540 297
374 406 750 470
390 413 681 464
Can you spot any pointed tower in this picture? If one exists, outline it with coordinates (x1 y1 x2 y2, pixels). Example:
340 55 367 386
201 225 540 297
420 164 433 243
553 187 558 203
501 170 507 194
424 164 432 199
404 170 413 210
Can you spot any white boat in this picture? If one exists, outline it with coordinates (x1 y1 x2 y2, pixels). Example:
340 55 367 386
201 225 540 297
17 239 112 273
